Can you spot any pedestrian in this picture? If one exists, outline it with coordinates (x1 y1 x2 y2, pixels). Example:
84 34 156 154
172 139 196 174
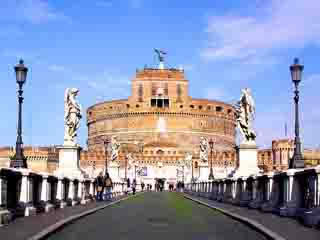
141 181 145 192
126 178 131 194
132 179 137 195
96 172 104 201
104 173 113 201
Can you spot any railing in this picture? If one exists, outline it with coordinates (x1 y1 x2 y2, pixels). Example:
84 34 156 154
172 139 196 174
0 167 127 225
184 166 320 227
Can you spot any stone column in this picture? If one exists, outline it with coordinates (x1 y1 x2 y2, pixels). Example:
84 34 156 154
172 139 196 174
232 181 237 199
0 176 12 226
242 179 247 200
19 171 36 216
240 178 249 206
252 178 258 201
56 177 67 208
40 175 54 212
317 172 320 207
79 180 86 205
68 179 77 206
0 177 5 207
223 181 227 200
280 169 298 217
267 175 274 201
89 180 95 199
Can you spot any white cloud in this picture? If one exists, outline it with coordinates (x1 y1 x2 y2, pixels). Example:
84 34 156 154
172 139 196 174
202 0 320 61
205 87 230 101
0 0 70 24
86 71 131 100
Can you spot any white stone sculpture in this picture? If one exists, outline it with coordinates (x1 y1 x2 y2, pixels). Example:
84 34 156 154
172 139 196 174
126 153 135 169
64 88 82 146
111 137 120 161
184 152 193 168
199 137 209 162
235 88 256 144
179 152 192 168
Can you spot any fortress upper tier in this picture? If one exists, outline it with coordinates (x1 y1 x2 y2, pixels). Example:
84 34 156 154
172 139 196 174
86 67 236 153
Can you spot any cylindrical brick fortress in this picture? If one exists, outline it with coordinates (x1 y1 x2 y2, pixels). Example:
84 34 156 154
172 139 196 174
86 67 236 171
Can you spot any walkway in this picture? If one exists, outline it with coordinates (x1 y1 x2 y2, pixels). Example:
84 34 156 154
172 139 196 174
0 196 126 240
45 192 267 240
184 194 320 240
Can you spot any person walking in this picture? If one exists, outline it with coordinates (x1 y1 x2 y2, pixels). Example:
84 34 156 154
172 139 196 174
96 172 104 201
141 181 145 192
132 179 137 195
104 173 113 201
126 178 131 194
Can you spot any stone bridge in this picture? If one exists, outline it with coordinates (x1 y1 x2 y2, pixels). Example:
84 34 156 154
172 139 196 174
0 167 320 240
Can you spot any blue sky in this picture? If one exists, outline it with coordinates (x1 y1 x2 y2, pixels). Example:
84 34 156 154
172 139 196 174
1 0 320 149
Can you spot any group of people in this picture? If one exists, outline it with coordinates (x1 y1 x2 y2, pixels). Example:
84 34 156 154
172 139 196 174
155 182 164 192
126 178 137 195
95 172 114 201
95 172 185 198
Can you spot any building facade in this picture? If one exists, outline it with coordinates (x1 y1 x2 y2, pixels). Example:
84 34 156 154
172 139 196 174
84 65 237 184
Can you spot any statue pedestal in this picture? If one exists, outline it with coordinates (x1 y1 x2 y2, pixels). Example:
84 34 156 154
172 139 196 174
232 143 261 177
54 145 86 179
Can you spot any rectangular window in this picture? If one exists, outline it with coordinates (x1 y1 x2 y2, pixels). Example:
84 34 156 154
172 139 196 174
151 99 157 107
157 99 163 108
164 99 169 107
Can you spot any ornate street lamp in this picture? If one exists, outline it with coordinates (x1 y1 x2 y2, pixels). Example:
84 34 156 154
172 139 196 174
103 138 110 175
10 60 28 168
208 139 214 180
136 141 144 180
289 58 304 169
224 159 228 177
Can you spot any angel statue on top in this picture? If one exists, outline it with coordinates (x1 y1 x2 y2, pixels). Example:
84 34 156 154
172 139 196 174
235 88 256 144
199 137 209 162
64 88 82 146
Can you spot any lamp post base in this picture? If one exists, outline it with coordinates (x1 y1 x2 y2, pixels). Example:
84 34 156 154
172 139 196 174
10 156 27 168
290 155 304 169
208 169 214 180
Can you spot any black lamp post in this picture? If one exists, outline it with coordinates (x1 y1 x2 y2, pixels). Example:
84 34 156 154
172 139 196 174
103 138 110 175
289 58 304 169
208 139 214 180
136 141 144 179
10 60 28 168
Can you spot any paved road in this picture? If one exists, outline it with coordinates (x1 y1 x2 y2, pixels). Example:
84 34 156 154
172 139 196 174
46 192 267 240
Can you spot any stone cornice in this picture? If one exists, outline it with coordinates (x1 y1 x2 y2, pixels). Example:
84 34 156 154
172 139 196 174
87 111 236 125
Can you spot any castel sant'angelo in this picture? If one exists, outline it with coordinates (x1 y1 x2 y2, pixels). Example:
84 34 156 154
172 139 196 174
1 52 320 185
80 52 237 183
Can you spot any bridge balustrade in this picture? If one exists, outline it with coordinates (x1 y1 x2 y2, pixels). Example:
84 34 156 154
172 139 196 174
0 167 127 226
185 166 320 227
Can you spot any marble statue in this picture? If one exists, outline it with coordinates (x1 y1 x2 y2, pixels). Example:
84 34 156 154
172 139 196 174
154 49 166 62
111 137 121 161
179 152 192 168
199 137 209 162
64 88 82 145
184 152 193 168
235 88 256 144
126 153 135 169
